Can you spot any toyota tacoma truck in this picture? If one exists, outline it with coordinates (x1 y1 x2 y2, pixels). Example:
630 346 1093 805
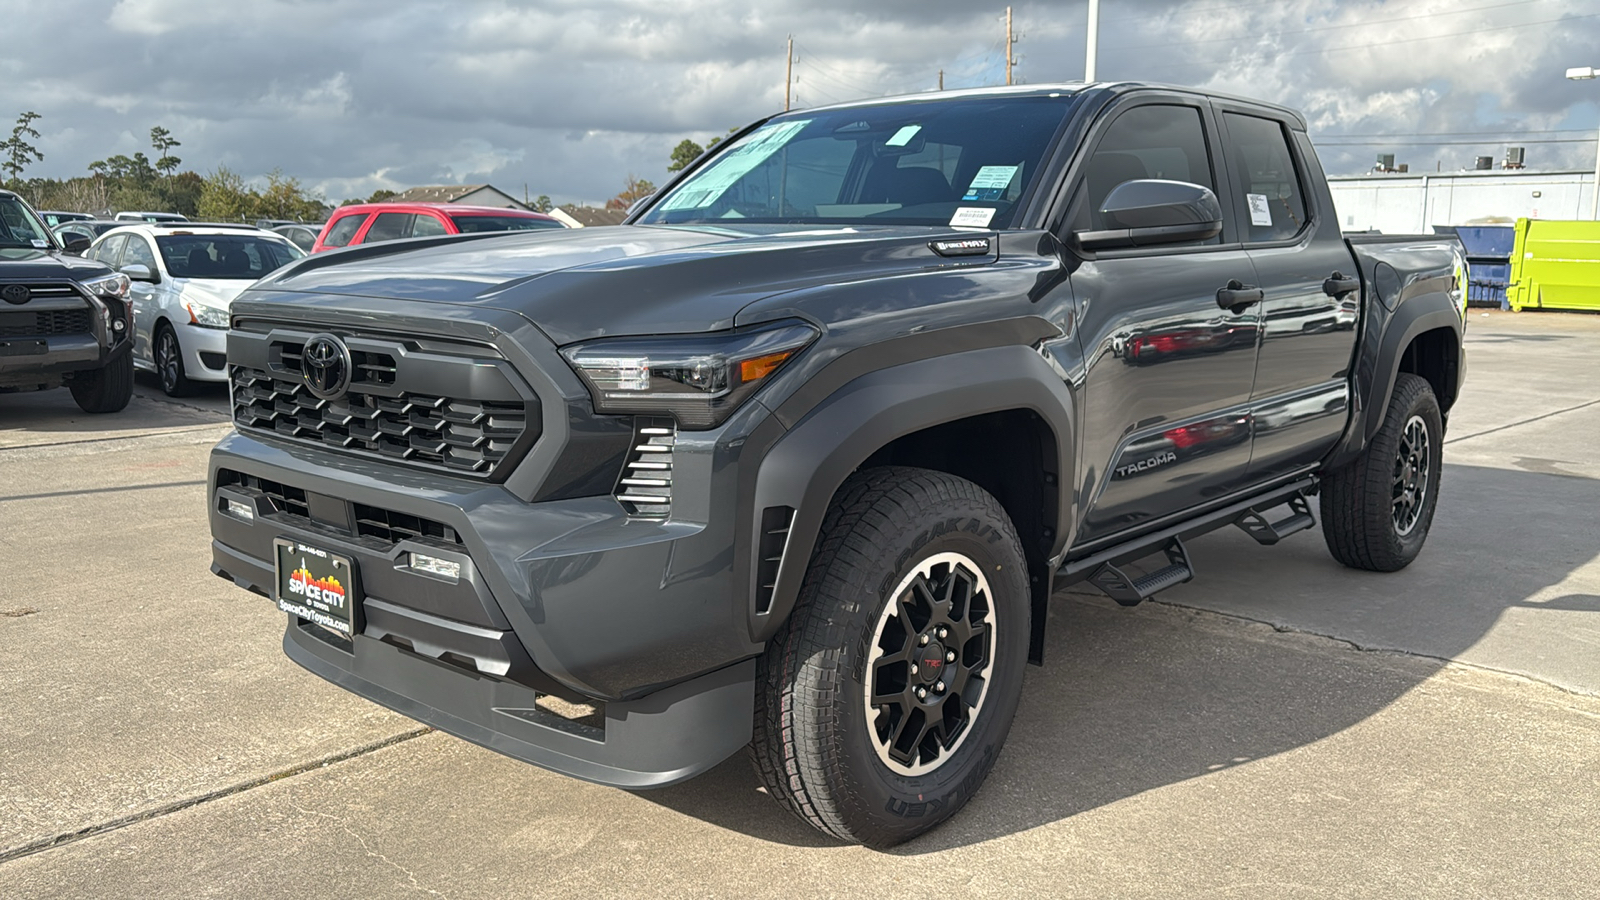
206 83 1466 846
0 189 136 413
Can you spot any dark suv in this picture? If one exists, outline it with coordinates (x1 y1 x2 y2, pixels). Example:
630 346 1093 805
207 83 1466 845
0 190 135 413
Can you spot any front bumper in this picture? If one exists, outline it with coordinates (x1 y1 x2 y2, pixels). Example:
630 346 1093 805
209 408 764 787
179 323 229 382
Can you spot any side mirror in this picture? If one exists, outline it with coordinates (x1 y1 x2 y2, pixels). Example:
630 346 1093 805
62 235 92 255
1075 179 1223 251
121 263 159 284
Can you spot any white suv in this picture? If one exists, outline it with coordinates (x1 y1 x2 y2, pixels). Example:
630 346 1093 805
86 223 303 395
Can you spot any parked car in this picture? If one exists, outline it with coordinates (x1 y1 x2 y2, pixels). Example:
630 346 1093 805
0 190 134 413
271 223 321 253
52 219 133 255
114 211 189 223
311 202 564 252
206 83 1467 846
86 223 302 396
38 210 93 227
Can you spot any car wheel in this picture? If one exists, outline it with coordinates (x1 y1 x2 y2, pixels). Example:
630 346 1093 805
750 466 1030 846
154 322 195 397
1320 373 1444 571
69 351 135 414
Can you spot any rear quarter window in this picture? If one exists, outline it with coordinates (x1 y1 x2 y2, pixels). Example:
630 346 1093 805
321 213 367 248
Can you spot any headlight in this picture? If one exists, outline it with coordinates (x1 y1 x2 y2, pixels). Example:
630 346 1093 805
561 321 818 428
81 272 130 298
186 302 231 329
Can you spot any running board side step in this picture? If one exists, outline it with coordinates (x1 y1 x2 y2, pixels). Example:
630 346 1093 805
1233 494 1316 545
1086 537 1193 607
1057 476 1318 606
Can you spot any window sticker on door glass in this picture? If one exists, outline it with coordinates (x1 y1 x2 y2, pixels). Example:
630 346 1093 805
885 124 922 147
1247 193 1273 227
962 165 1019 201
658 119 812 211
950 206 996 227
31 239 48 248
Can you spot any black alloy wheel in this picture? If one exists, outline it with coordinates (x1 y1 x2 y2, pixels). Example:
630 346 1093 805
155 323 195 397
865 552 996 776
1321 373 1444 571
750 466 1030 846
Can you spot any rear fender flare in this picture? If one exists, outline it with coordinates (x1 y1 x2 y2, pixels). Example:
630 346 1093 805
746 345 1076 643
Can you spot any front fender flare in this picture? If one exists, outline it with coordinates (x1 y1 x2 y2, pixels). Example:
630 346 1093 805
745 344 1076 643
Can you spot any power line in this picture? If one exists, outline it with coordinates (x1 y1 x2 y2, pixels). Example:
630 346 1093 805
1318 137 1596 146
1138 10 1600 71
1320 128 1593 138
1102 0 1544 52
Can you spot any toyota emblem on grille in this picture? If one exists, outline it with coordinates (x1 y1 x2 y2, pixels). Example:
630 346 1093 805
1 284 29 305
301 333 353 400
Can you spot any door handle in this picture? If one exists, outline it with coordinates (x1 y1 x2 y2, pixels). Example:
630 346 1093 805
1322 272 1360 296
1216 280 1264 312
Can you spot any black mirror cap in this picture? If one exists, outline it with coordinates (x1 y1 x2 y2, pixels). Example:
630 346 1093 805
121 263 160 284
62 235 92 254
1075 179 1224 251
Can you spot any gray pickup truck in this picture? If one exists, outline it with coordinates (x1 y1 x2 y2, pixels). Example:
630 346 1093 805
207 83 1466 846
0 190 136 413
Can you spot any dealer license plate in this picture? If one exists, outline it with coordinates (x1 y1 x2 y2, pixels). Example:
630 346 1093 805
274 538 359 638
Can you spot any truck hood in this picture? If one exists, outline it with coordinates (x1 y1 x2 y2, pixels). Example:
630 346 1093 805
244 224 997 345
0 247 113 280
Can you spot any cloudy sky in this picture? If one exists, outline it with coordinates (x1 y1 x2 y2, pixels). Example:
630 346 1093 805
2 0 1598 206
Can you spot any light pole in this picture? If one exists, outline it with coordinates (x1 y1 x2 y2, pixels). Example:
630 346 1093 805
1567 65 1600 220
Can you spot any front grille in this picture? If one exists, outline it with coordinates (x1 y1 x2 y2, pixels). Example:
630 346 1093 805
615 418 675 517
0 308 92 337
229 330 537 478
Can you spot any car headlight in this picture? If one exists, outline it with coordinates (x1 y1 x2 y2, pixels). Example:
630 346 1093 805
186 302 231 329
561 321 817 428
81 272 130 298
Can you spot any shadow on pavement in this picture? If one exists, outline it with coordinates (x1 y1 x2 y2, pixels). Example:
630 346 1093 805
641 463 1599 850
0 374 228 441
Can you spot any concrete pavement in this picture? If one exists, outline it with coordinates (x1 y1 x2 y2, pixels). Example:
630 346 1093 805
1 311 1596 898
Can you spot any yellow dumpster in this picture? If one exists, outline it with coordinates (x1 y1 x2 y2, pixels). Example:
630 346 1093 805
1507 218 1600 311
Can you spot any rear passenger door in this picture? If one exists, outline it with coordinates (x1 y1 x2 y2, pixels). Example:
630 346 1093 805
1214 105 1360 480
119 235 162 363
359 212 413 245
1059 98 1264 545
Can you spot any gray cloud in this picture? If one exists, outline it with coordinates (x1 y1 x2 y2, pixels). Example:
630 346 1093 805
1 0 1596 205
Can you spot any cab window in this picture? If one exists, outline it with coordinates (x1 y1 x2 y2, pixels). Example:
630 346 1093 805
1221 112 1308 242
1072 104 1219 237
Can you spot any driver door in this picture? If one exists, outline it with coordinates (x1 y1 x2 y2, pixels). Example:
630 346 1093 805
1059 99 1264 545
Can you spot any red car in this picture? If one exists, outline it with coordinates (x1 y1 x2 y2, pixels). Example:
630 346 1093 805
311 202 565 252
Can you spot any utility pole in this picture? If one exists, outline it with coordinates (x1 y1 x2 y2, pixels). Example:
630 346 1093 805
1005 7 1014 86
785 36 793 111
938 69 944 90
1085 0 1100 82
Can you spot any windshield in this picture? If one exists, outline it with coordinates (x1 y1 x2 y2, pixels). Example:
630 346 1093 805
637 94 1077 229
157 234 304 279
449 215 565 233
0 196 54 249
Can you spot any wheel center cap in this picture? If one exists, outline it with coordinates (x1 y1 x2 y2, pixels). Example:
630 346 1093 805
917 640 948 683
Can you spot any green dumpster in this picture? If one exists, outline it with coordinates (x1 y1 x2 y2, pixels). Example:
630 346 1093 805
1507 218 1600 311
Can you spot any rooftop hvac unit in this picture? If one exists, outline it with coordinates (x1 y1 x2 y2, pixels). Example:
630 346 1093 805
1397 163 1409 173
1504 146 1526 168
1376 153 1396 171
1475 156 1494 170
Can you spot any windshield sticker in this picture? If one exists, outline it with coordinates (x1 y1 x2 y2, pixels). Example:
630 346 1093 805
950 207 997 228
1247 193 1273 227
963 165 1019 201
658 119 813 211
885 124 922 147
31 239 48 248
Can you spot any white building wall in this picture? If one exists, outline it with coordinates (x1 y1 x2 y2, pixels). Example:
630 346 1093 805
1328 171 1595 234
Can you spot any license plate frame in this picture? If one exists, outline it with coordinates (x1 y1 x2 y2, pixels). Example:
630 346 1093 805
274 538 361 639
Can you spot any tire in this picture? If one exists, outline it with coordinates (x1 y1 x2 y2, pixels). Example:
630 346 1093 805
1320 373 1444 571
154 322 195 397
69 351 134 414
750 466 1031 846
